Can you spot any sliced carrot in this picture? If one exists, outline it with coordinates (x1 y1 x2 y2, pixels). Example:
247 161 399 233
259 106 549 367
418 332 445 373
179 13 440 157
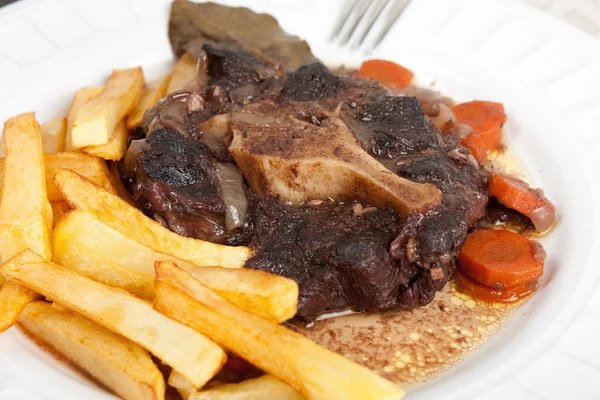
358 59 414 90
458 229 545 289
456 269 536 303
452 101 506 162
489 173 556 231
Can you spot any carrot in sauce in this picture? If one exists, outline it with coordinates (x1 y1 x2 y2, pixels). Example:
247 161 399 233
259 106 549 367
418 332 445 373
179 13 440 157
452 101 506 162
358 59 414 90
489 173 556 231
456 269 536 303
458 229 545 289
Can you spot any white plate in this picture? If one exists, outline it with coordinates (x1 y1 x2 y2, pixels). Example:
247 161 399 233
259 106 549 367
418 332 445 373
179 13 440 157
0 0 599 399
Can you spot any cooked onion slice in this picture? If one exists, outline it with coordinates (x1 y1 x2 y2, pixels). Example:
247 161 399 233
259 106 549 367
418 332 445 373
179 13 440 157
215 163 248 230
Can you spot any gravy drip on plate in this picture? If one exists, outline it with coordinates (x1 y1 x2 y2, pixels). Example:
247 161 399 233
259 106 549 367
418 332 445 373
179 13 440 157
296 283 521 385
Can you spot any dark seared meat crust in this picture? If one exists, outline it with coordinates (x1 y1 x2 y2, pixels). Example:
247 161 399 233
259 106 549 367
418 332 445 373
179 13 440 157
124 45 489 320
133 129 233 243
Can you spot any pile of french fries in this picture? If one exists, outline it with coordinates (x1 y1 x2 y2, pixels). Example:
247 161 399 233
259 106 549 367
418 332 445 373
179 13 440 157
0 54 404 400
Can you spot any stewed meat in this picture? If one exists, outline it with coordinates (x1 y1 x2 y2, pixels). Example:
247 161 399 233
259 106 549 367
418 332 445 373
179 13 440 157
122 30 489 320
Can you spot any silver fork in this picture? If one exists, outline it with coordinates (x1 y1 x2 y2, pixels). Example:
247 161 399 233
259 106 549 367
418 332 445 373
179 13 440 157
329 0 412 53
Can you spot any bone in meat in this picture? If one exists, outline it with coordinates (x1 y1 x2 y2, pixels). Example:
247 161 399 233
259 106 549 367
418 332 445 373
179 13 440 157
229 111 442 216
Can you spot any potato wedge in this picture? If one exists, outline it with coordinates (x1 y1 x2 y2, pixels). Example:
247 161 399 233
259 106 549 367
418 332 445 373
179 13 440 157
71 68 144 148
52 169 251 268
127 74 171 130
53 210 297 321
0 152 117 202
1 250 227 388
65 87 105 151
83 119 129 161
190 375 305 400
169 370 197 400
50 201 70 227
167 53 197 93
0 113 52 332
40 117 67 153
19 301 165 400
154 261 404 400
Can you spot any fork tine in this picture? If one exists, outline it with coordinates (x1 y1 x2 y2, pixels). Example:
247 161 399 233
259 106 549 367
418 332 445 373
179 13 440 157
337 0 371 46
371 0 411 48
351 0 390 49
329 0 358 41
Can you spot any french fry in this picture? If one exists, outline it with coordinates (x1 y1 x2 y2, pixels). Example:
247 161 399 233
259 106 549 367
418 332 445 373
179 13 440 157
167 53 197 94
154 261 404 400
53 210 297 321
50 201 70 227
52 169 252 268
1 250 227 388
83 119 129 161
40 117 67 153
19 301 166 400
127 74 172 130
71 67 144 148
189 375 305 400
0 113 52 332
0 271 38 329
65 87 105 151
0 152 117 202
168 370 197 400
52 210 156 299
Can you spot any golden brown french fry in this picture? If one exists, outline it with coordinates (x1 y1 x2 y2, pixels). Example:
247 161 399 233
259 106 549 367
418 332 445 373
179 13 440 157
19 301 166 400
53 210 167 299
0 152 117 202
1 250 227 388
53 210 297 320
167 53 197 94
127 74 172 130
0 113 53 258
169 370 197 400
50 201 70 227
0 273 37 328
53 169 252 268
71 68 144 148
190 375 305 400
83 119 129 161
40 117 67 153
65 87 105 151
0 113 52 332
154 261 404 400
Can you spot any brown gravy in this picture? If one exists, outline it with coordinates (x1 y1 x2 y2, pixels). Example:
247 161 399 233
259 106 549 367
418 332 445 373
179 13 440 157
296 282 523 386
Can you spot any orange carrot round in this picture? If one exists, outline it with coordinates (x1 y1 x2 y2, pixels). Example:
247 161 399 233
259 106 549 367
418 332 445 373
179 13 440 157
458 229 545 289
456 269 536 303
452 101 506 162
489 173 556 231
358 59 414 90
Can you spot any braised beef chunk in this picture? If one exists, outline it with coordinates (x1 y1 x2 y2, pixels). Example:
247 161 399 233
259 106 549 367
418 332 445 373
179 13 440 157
395 152 484 194
244 197 461 320
204 45 271 91
346 96 440 158
283 63 344 101
131 129 230 243
245 199 407 320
